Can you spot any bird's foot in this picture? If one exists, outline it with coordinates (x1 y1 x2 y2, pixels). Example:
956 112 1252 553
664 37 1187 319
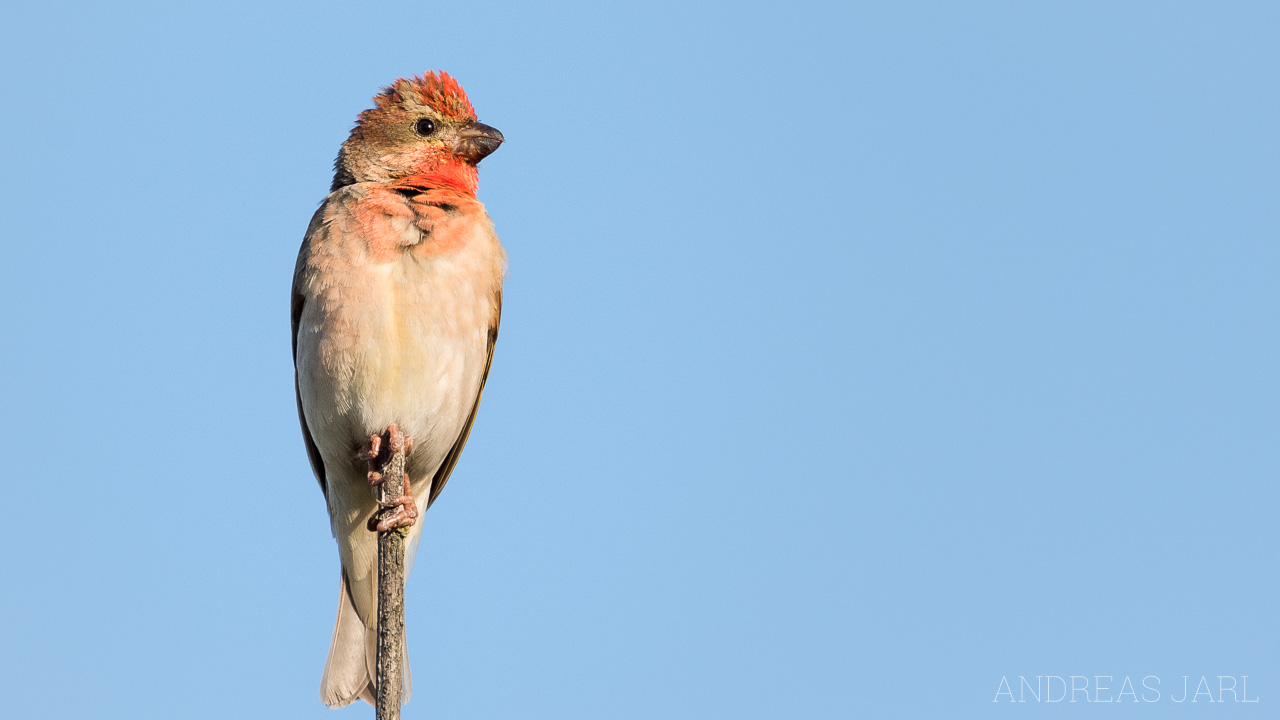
359 423 414 486
359 423 418 532
367 473 419 532
359 432 383 484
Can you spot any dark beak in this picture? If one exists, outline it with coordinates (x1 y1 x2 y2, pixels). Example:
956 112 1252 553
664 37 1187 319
454 122 504 164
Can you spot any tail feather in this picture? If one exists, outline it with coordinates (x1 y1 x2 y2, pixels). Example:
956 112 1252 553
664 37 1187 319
321 575 373 707
320 573 411 708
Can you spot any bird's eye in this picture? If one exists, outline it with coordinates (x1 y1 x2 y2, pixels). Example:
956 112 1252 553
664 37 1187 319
414 118 436 137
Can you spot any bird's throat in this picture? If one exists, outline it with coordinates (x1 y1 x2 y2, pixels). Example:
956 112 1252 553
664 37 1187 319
394 158 479 197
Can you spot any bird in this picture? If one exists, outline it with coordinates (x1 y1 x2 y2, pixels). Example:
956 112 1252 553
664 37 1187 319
290 71 506 708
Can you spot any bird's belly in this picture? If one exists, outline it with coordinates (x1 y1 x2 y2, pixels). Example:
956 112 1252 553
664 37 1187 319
297 247 495 489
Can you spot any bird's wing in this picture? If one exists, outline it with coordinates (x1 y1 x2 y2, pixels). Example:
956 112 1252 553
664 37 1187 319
292 213 329 501
427 288 502 509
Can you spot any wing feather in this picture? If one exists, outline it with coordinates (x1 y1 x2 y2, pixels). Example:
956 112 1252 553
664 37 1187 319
292 216 329 501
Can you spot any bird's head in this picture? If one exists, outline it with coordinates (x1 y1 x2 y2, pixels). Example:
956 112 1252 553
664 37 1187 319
332 71 503 194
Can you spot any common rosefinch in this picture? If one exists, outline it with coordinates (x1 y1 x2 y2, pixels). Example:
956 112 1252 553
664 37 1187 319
291 71 505 708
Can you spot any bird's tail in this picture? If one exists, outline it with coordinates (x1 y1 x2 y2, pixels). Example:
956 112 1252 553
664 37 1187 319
320 574 411 708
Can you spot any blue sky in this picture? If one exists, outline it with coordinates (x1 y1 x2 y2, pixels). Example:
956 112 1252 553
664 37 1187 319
1 2 1276 718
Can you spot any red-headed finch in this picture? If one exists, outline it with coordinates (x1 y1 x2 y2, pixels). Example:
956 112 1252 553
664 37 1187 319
291 71 505 708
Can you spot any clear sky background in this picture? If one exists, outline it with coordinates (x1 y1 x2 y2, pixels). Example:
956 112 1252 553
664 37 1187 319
1 2 1276 718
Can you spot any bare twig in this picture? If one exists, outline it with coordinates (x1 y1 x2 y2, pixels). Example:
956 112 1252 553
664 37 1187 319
372 430 408 720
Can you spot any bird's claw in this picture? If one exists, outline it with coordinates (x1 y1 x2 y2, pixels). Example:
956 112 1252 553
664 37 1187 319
368 474 418 532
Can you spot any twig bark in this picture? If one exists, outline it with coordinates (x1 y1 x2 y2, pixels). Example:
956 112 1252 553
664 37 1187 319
373 431 408 720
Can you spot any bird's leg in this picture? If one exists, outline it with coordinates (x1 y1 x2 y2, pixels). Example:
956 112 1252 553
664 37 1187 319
360 423 419 532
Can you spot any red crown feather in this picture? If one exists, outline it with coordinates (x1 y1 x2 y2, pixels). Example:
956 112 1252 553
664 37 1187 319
372 71 476 121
